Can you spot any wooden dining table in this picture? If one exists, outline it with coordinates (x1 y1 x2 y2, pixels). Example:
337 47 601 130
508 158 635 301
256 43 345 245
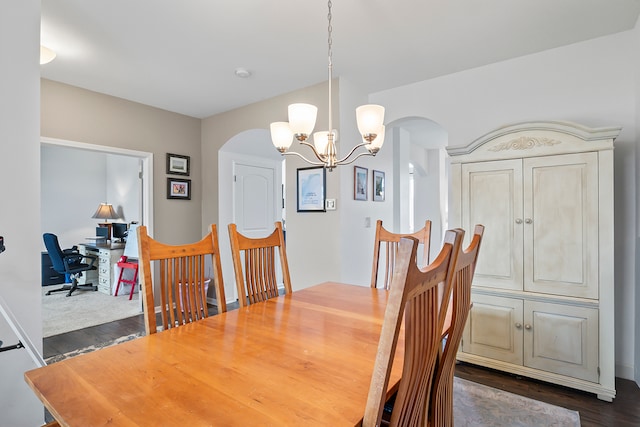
25 282 405 426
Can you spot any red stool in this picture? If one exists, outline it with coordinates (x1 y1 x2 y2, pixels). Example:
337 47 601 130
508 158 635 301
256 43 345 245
115 256 139 300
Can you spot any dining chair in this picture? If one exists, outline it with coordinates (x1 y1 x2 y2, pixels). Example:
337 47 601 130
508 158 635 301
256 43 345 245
228 221 292 308
137 224 227 335
429 225 484 427
370 219 432 289
363 229 463 427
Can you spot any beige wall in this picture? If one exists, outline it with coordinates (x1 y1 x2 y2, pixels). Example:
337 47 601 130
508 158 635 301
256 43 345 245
41 79 202 244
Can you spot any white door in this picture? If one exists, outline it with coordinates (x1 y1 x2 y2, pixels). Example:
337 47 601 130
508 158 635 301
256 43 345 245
233 162 278 237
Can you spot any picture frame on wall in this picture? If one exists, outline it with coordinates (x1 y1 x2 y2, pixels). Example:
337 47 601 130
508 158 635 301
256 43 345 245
166 153 190 176
354 166 368 201
297 166 326 212
373 170 385 201
167 178 191 200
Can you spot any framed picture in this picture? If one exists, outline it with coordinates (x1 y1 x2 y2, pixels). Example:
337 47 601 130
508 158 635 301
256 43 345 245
354 166 368 201
167 178 191 200
166 153 190 176
373 170 385 201
297 166 326 212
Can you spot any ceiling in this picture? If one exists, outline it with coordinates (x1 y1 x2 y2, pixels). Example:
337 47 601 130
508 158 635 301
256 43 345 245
40 1 640 119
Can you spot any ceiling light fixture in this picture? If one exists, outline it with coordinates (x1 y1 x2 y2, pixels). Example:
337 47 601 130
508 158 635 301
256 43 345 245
40 45 56 65
270 0 385 171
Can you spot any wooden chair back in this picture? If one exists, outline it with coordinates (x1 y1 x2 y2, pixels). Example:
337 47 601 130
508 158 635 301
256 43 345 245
228 221 292 308
430 225 484 427
370 219 432 289
137 225 226 335
363 229 463 427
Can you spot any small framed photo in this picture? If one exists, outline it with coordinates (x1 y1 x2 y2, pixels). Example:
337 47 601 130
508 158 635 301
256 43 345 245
373 170 385 201
354 166 368 201
167 178 191 200
297 166 326 212
166 153 190 176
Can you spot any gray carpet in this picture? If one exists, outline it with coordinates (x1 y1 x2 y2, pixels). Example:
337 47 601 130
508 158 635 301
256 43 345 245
453 377 581 426
42 287 141 337
45 333 581 426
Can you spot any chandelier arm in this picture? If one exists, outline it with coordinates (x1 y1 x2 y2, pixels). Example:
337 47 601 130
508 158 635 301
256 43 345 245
281 151 327 167
335 151 375 166
299 141 328 163
335 141 369 164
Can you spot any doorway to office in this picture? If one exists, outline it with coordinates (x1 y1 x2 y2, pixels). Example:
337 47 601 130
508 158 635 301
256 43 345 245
40 136 153 336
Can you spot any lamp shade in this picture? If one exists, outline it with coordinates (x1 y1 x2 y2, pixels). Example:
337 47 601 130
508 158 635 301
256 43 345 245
313 130 338 155
270 122 294 151
355 104 385 136
288 103 318 137
92 203 119 220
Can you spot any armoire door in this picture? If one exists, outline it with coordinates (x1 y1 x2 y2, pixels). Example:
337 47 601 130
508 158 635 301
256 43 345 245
462 293 523 365
461 159 523 291
522 152 599 299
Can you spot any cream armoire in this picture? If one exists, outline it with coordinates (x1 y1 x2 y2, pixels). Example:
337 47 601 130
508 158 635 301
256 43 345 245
447 121 620 401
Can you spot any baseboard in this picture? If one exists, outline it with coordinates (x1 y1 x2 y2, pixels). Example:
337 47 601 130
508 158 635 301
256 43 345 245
616 363 635 380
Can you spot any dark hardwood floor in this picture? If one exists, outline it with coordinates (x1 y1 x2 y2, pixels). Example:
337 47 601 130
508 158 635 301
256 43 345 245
44 314 640 426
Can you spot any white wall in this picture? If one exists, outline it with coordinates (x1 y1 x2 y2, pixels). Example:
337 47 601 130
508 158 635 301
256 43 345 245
338 78 395 286
0 0 46 424
41 145 140 249
371 30 637 379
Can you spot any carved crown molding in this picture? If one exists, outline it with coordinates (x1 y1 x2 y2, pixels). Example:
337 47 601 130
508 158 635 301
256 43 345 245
489 136 561 152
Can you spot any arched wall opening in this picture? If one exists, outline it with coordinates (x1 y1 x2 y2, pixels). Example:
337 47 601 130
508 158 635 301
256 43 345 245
386 116 448 261
217 128 284 303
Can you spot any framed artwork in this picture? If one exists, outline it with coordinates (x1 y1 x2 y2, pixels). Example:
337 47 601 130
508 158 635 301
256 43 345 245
167 178 191 200
354 166 368 201
373 170 385 201
166 153 190 176
297 166 326 212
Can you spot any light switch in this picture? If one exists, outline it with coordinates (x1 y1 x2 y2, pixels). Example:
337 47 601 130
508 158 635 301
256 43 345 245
325 199 337 210
365 217 371 228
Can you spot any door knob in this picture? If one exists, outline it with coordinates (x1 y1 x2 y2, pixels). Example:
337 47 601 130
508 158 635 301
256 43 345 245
524 324 532 330
515 323 522 329
525 218 533 224
515 218 523 224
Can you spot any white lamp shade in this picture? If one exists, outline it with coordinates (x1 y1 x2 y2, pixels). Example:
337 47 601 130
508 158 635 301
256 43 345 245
356 104 385 136
270 122 294 150
288 103 318 136
313 130 338 154
365 125 385 150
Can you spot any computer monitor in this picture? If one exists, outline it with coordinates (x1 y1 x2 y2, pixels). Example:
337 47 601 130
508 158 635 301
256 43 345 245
112 223 128 243
95 226 109 241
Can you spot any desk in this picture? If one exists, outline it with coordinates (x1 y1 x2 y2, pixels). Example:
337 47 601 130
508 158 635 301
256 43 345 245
77 243 125 294
25 282 403 426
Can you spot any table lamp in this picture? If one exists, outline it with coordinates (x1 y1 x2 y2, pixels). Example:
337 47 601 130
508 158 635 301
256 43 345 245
92 203 119 241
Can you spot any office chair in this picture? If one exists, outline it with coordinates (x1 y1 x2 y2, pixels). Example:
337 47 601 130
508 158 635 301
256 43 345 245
43 233 98 297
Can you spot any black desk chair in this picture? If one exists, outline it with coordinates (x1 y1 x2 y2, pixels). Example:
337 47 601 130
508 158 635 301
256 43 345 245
43 233 98 297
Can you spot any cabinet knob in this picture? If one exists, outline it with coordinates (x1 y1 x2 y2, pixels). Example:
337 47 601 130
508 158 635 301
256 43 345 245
515 323 522 329
515 218 523 224
525 218 533 224
524 324 532 330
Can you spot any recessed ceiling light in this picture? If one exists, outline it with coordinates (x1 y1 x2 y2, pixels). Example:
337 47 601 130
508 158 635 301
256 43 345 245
235 68 251 78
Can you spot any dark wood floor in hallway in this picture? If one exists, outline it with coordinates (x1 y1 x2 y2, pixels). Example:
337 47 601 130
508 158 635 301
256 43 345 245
44 314 640 426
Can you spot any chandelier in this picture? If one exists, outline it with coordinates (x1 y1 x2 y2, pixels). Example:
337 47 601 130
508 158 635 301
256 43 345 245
270 0 385 171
